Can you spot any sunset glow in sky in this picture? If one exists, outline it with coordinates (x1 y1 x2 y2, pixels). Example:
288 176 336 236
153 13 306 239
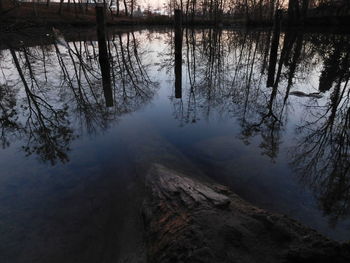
139 0 167 9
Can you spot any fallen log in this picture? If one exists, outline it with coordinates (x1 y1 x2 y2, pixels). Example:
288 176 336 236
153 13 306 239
142 164 350 263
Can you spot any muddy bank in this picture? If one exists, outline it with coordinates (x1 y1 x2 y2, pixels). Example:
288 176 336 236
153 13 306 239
142 164 350 263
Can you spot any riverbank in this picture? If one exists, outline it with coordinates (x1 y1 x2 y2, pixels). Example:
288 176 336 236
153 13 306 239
142 163 350 263
2 3 350 34
0 3 241 33
0 14 240 34
114 119 350 262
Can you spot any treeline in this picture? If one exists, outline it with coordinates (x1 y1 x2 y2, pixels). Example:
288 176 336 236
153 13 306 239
0 0 140 17
166 0 350 24
1 0 350 26
57 0 139 17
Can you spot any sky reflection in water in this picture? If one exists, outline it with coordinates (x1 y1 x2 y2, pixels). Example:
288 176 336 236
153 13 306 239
0 27 349 261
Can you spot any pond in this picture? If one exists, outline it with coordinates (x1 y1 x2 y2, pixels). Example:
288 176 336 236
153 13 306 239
0 27 349 262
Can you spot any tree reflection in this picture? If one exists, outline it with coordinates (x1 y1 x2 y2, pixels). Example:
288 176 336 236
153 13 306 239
319 36 350 93
168 28 287 160
165 28 350 222
1 28 350 223
0 84 20 149
291 46 350 225
0 30 157 165
9 46 74 165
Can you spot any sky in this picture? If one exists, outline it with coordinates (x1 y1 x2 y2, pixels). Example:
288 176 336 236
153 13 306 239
139 0 167 9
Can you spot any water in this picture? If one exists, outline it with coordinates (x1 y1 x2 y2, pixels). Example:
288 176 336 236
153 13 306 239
0 27 349 262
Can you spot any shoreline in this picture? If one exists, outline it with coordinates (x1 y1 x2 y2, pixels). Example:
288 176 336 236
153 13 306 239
1 24 350 52
142 163 350 263
1 6 350 34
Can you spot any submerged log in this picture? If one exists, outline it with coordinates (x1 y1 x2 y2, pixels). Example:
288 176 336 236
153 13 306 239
142 164 350 263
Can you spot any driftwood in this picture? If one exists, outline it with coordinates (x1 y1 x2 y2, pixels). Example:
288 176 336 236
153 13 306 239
142 164 350 263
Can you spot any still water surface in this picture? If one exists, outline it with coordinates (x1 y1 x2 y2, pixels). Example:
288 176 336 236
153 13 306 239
0 27 349 261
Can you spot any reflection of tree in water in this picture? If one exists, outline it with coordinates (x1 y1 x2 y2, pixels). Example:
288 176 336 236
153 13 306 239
168 28 292 160
0 30 157 164
9 47 74 165
240 30 306 160
291 45 350 225
111 32 156 110
168 28 349 161
166 28 350 221
0 84 20 149
318 36 350 93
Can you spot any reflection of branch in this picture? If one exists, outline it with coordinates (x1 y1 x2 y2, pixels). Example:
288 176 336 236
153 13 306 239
10 47 74 165
2 31 157 164
52 33 157 134
291 59 350 224
167 29 285 159
0 85 21 149
241 104 282 161
112 33 156 104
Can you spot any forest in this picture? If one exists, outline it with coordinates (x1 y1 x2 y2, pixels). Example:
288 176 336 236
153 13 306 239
1 0 350 28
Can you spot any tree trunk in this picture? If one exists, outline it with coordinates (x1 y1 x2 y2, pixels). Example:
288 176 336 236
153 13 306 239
59 0 64 14
191 0 196 23
301 0 309 24
33 0 38 17
288 0 295 25
244 0 250 23
130 0 134 17
288 0 300 25
85 0 89 13
123 0 128 16
269 0 275 23
73 0 78 18
259 0 263 23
